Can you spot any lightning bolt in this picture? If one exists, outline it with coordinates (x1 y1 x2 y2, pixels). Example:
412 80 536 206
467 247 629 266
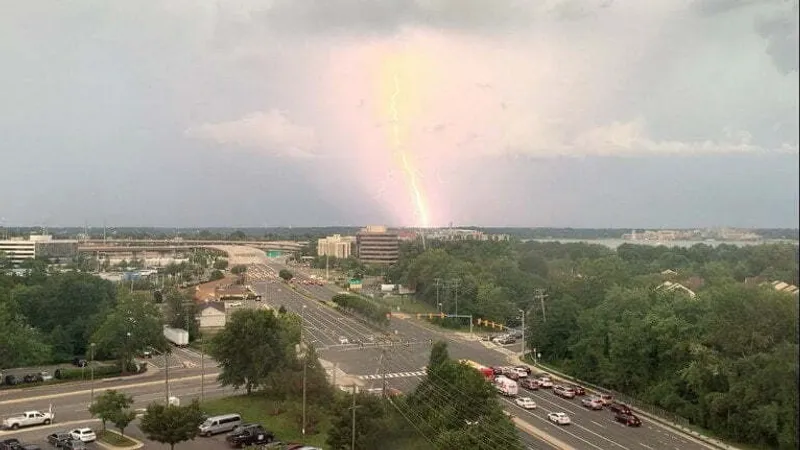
390 74 429 228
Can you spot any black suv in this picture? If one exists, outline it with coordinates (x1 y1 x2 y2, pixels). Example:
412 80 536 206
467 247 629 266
225 425 274 448
0 439 22 450
608 401 632 415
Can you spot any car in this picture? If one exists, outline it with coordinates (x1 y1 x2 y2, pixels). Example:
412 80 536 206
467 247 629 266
569 384 586 395
553 385 576 399
599 394 613 405
615 412 642 427
519 378 539 390
514 365 532 375
0 439 22 450
338 336 349 345
491 366 504 375
72 358 87 367
510 367 529 378
547 412 571 425
581 396 604 410
69 428 96 443
608 401 632 415
46 432 72 446
501 369 520 381
61 441 87 450
514 397 537 409
537 377 553 388
226 424 275 447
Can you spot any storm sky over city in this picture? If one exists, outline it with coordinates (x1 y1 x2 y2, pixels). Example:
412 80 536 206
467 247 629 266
1 0 798 228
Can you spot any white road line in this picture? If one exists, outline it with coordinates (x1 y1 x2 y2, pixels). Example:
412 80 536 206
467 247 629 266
591 420 606 428
639 443 654 449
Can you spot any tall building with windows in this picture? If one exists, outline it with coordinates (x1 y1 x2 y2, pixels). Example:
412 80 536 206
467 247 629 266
0 234 78 266
356 225 399 265
317 234 355 259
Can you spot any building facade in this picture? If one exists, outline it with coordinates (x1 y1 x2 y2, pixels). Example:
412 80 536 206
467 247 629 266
317 234 356 259
0 234 77 265
356 225 399 265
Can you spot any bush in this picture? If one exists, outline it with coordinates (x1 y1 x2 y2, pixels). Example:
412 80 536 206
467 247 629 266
55 364 121 380
331 294 390 326
209 270 225 281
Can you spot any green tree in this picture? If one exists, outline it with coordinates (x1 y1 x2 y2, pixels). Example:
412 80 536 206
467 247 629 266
209 270 224 281
326 391 387 450
213 259 228 270
428 341 449 370
279 269 294 281
230 265 247 275
91 292 166 372
208 309 297 394
89 390 134 432
139 400 205 450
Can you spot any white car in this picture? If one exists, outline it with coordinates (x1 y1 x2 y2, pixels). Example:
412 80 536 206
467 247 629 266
338 336 349 345
511 367 529 378
70 427 97 442
547 412 571 425
538 377 554 388
514 397 537 409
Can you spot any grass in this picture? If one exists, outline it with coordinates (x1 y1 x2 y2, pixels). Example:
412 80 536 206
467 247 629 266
376 295 438 314
98 430 138 447
201 394 329 448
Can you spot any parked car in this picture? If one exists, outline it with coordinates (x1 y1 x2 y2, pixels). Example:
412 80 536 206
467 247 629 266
226 424 274 448
547 412 571 425
46 432 72 446
62 441 87 450
72 358 87 367
581 396 604 410
3 375 17 386
69 428 96 443
608 401 632 415
553 385 576 399
514 397 537 409
0 439 22 450
519 378 539 390
615 412 642 427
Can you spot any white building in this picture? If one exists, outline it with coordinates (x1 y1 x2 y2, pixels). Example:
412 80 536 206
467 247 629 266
197 302 227 328
317 234 356 259
0 234 78 266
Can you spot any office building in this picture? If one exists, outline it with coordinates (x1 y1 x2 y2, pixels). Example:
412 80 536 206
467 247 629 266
356 225 399 265
317 234 356 259
0 234 78 266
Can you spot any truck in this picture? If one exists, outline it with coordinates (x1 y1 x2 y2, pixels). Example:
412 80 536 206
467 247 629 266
493 375 519 397
459 359 495 381
2 410 55 430
163 326 189 347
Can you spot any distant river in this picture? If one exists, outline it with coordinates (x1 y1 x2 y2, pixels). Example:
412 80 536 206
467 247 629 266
523 238 799 249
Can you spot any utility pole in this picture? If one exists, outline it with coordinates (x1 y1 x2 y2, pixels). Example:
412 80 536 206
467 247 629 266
535 289 548 323
450 279 461 317
434 278 441 312
164 348 171 404
351 384 358 450
519 308 526 356
381 348 388 411
199 342 205 401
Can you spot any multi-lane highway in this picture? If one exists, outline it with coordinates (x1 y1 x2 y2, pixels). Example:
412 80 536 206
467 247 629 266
253 261 717 450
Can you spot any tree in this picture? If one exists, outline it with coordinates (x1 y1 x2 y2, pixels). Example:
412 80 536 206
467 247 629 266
326 392 387 450
139 400 205 450
91 292 166 372
428 341 449 370
230 265 247 275
209 270 224 281
213 259 228 270
279 269 294 281
89 390 134 432
208 309 297 394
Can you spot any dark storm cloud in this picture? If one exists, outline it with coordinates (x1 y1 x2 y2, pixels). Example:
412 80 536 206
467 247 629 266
755 9 800 74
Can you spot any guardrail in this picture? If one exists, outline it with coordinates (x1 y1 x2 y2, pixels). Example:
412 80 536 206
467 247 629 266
526 358 740 450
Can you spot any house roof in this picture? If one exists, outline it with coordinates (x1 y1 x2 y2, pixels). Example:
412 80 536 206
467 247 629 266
656 281 697 298
199 301 226 313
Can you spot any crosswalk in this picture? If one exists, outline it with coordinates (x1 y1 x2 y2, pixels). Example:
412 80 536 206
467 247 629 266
358 370 426 380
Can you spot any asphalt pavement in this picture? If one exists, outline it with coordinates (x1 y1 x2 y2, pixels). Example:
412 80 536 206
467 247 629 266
257 262 718 450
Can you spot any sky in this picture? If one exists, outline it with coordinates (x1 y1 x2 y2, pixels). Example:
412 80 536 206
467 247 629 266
1 0 798 229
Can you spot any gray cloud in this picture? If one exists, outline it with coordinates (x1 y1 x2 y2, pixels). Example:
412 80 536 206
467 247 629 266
692 0 777 16
755 9 800 74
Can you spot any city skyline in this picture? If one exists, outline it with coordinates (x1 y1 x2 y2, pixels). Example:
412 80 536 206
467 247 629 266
1 1 797 228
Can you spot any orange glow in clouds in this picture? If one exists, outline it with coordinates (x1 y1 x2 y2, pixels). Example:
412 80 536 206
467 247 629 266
379 50 431 228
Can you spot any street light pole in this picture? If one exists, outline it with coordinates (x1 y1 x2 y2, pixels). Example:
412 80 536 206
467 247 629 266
518 309 526 357
301 305 307 436
89 343 96 405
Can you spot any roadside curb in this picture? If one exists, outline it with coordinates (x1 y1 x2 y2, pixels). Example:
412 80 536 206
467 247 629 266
96 431 144 450
507 354 740 450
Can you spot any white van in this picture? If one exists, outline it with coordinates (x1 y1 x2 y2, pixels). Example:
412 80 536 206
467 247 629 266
198 413 242 436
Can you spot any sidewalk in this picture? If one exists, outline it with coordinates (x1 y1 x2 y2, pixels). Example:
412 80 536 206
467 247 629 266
319 359 363 389
505 353 739 450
